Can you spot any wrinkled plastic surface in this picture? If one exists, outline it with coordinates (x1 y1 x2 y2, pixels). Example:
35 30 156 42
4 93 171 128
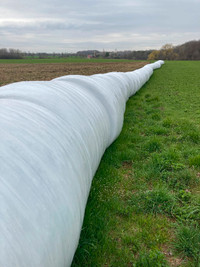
0 60 164 267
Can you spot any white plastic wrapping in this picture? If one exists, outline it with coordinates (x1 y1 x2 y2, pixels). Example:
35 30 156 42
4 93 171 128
0 60 164 267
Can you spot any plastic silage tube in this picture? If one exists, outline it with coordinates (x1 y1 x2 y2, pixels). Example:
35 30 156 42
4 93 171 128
0 60 164 267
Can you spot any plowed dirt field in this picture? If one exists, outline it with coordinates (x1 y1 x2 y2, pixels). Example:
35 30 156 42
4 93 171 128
0 61 147 86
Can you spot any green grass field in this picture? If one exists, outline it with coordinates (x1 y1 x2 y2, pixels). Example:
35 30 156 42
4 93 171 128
0 57 137 64
71 61 200 266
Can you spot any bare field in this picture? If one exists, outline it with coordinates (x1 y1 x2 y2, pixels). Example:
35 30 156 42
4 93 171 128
0 61 147 86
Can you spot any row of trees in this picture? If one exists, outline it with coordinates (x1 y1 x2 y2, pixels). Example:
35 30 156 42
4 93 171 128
0 48 153 60
0 40 199 60
148 44 178 60
174 40 200 60
0 49 76 59
0 48 23 59
78 40 200 60
148 40 200 60
77 49 153 60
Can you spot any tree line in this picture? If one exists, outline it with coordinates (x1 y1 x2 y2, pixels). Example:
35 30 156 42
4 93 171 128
77 40 200 60
148 40 200 60
0 48 24 59
0 40 199 60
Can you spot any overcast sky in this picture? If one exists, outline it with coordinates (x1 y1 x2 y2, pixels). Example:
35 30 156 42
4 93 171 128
0 0 199 52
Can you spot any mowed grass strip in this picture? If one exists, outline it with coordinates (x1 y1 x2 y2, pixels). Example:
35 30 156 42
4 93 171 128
71 61 200 267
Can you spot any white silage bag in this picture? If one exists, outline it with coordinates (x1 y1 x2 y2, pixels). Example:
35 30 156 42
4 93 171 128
0 60 164 267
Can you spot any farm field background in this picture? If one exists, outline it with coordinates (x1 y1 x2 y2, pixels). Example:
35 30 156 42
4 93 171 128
0 60 199 266
0 60 146 86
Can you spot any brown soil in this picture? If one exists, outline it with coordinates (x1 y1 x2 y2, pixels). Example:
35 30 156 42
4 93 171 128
0 62 147 86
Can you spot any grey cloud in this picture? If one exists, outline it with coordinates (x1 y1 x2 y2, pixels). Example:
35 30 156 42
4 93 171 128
0 0 199 52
